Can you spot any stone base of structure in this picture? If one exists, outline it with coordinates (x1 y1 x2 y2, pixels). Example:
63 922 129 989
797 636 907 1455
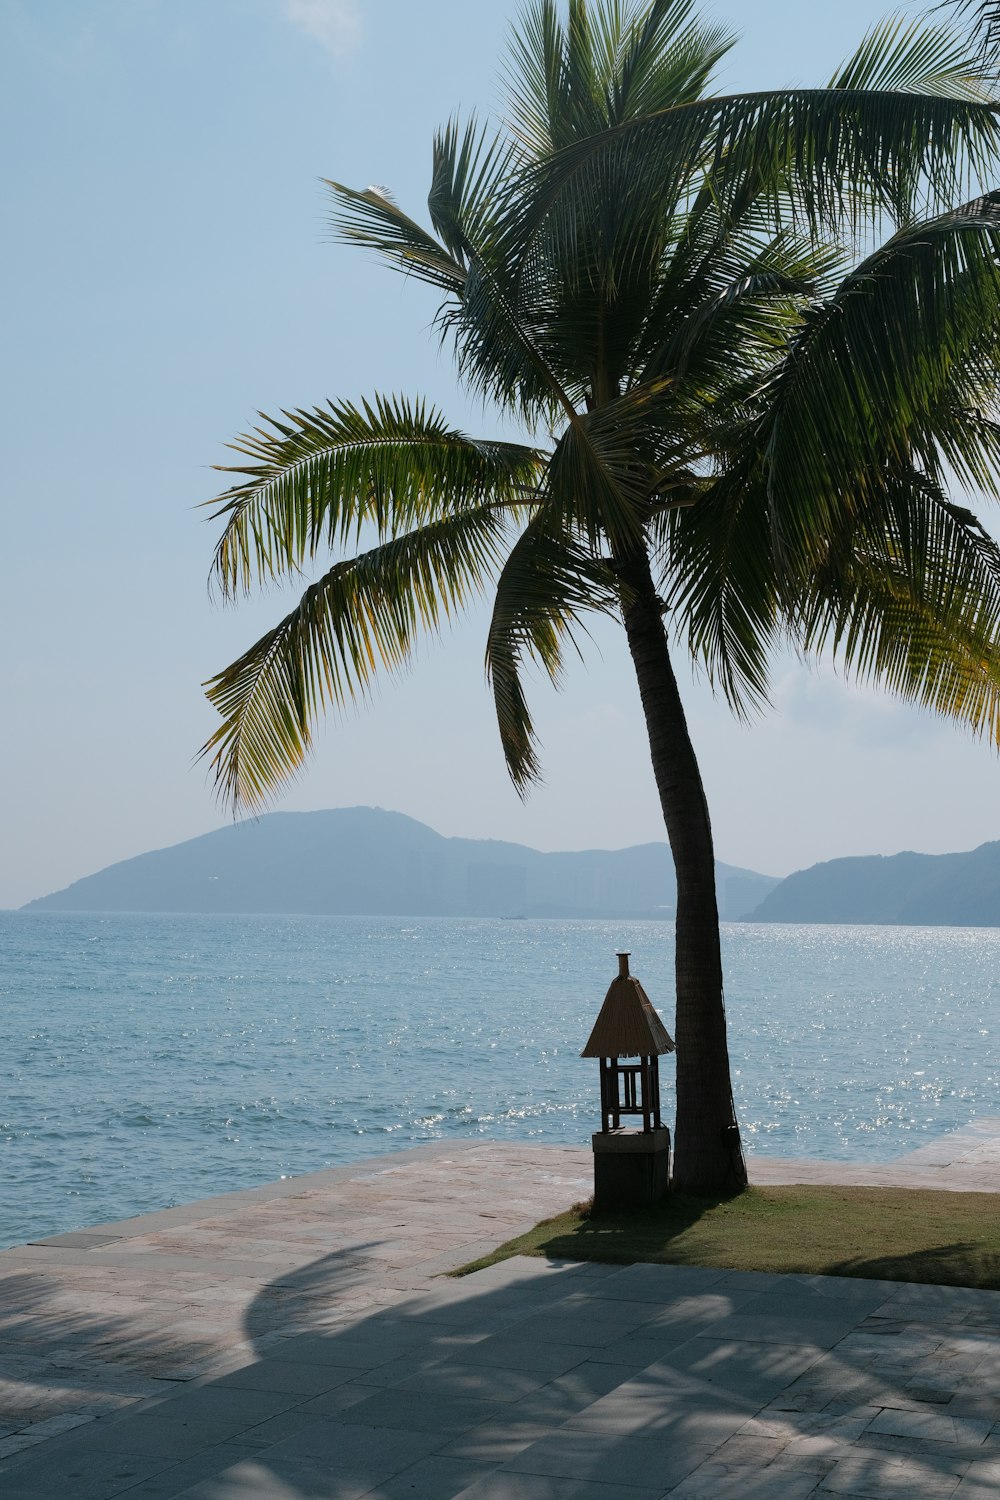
591 1127 671 1209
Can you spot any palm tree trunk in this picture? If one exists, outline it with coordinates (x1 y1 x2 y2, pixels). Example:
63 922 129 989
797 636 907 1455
617 546 748 1193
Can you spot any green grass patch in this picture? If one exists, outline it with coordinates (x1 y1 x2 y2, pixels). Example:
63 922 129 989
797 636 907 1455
453 1186 1000 1290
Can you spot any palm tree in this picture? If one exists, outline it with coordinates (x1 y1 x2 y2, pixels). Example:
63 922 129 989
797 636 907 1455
202 0 1000 1190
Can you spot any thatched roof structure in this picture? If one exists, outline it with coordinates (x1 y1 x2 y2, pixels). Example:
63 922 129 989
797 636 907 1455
581 953 675 1058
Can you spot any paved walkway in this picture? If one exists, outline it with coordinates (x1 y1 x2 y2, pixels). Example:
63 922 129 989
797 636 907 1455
752 1116 1000 1192
0 1127 998 1498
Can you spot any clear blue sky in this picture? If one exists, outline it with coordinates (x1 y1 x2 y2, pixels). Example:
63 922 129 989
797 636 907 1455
3 0 999 908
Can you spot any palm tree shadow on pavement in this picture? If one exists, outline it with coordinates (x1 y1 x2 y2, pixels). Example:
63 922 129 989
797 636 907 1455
0 1238 388 1437
4 1240 1000 1498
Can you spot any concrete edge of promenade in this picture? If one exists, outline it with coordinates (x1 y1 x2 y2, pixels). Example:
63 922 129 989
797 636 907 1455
6 1116 1000 1266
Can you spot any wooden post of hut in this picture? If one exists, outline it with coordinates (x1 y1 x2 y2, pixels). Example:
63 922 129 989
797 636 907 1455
581 952 675 1209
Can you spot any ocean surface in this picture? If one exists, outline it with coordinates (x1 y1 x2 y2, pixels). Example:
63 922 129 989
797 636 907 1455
1 911 998 1249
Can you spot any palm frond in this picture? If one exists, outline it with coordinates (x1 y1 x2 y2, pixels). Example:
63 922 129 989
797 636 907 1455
325 181 466 293
831 14 994 100
797 470 1000 742
611 2 737 122
202 506 513 810
764 191 1000 571
447 251 580 421
485 513 619 789
504 81 1000 292
206 395 543 596
502 0 565 155
930 407 1000 498
503 0 736 154
660 464 778 716
544 383 681 550
427 118 517 263
642 230 845 390
945 1 1000 63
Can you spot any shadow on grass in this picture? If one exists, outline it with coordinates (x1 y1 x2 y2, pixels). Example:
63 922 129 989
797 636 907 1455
830 1241 1000 1290
460 1185 1000 1290
511 1192 740 1267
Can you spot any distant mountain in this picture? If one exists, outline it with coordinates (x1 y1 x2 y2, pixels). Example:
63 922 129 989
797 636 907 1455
22 807 778 921
745 841 1000 926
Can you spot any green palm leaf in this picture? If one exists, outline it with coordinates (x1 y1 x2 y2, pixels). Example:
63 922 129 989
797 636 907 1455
798 472 1000 742
937 1 1000 64
505 81 1000 296
764 192 1000 571
428 119 519 264
830 13 993 98
203 506 514 808
503 0 737 154
485 512 618 788
207 396 543 596
662 463 779 716
325 182 466 293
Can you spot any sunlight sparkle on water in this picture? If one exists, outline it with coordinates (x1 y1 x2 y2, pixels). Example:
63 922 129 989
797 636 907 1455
0 913 997 1245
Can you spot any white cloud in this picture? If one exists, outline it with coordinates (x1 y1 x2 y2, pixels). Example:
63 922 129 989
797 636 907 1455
771 664 949 750
284 0 361 59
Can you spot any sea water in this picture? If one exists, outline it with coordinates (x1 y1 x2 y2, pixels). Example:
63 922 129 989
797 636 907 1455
0 911 997 1248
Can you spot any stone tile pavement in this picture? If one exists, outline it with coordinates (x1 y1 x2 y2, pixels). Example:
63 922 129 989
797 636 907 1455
751 1115 1000 1192
0 1127 998 1498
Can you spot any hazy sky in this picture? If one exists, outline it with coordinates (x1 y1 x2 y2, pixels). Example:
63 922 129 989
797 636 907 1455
4 0 1000 909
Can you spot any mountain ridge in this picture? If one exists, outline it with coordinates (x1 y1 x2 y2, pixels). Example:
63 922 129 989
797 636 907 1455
23 807 778 921
744 840 1000 926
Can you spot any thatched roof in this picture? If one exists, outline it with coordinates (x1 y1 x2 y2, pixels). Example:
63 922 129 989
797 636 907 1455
581 953 675 1058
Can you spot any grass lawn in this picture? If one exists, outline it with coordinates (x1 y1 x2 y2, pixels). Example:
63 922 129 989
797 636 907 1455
454 1186 1000 1290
